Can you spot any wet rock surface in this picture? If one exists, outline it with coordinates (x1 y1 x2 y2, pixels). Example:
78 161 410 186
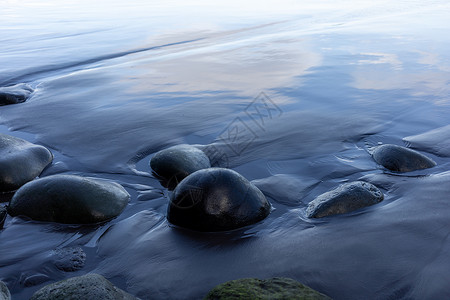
307 181 383 218
0 281 11 300
0 134 53 192
8 175 129 224
0 206 6 229
168 168 271 231
52 247 86 272
30 273 139 300
0 83 33 105
150 144 211 190
372 144 436 172
204 277 331 300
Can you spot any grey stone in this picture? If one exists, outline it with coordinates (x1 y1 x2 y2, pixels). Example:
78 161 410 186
372 144 436 172
30 273 139 300
168 168 271 231
307 181 383 218
9 175 129 224
52 247 86 272
0 83 33 105
0 281 10 300
204 277 331 300
150 144 210 190
0 133 53 191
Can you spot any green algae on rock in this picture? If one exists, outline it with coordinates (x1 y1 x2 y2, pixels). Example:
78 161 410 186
30 273 138 300
9 175 129 224
0 133 53 192
168 168 271 231
371 144 436 172
204 277 331 300
307 181 383 218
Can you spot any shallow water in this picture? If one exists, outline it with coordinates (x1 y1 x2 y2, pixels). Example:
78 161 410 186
1 1 450 299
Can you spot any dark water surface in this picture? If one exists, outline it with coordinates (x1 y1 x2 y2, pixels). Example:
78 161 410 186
1 1 450 299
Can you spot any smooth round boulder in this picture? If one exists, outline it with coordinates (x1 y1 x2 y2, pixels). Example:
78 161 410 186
0 134 53 191
30 273 138 300
307 181 383 218
204 277 331 300
168 168 271 231
150 144 211 190
0 281 10 300
8 175 129 224
372 144 436 172
0 83 33 105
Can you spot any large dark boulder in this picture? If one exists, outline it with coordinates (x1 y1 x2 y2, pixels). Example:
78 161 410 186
0 83 33 105
307 181 383 218
372 144 436 172
168 168 271 231
30 273 139 300
0 134 53 192
204 277 331 300
8 175 129 224
150 144 210 190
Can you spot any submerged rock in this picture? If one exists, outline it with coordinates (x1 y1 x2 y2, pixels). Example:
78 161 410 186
150 144 211 190
0 281 10 300
9 175 129 224
0 83 33 105
52 247 86 272
307 181 383 218
204 277 331 300
30 273 138 300
0 134 53 192
371 144 436 172
168 168 271 231
0 206 6 229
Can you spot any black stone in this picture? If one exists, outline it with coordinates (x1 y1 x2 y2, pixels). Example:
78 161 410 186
0 83 33 105
307 181 383 218
9 175 129 224
0 206 6 229
372 144 436 172
168 168 271 231
150 144 210 190
0 134 53 192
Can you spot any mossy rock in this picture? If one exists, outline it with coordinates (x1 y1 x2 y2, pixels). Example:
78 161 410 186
30 273 138 300
204 277 331 300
